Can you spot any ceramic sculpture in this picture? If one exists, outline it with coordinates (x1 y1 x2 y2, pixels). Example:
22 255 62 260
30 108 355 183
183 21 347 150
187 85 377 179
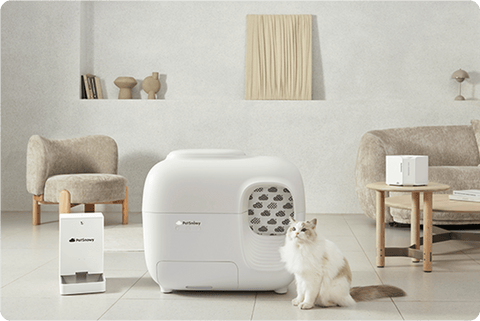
142 72 161 99
114 77 137 99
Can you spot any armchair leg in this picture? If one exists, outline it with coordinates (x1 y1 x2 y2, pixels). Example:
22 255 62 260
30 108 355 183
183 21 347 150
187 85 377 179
33 196 41 225
122 186 129 224
59 190 71 214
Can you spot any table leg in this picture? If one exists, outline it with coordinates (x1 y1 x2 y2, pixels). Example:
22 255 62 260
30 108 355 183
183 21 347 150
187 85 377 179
376 190 385 268
411 192 420 263
423 192 433 272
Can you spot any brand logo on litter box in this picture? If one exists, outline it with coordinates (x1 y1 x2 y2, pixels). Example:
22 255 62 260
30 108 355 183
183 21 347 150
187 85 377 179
176 220 201 226
69 237 95 243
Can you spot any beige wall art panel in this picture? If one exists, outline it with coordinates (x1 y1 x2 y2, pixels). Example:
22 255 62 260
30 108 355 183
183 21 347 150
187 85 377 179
246 14 312 100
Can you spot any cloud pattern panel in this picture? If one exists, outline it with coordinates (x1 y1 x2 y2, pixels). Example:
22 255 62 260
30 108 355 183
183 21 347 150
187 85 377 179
248 186 295 235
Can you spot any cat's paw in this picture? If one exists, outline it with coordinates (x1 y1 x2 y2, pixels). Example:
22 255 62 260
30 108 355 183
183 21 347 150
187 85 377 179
292 298 301 306
299 302 314 310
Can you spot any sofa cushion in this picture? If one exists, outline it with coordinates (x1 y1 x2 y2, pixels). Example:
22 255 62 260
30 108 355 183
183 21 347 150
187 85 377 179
44 174 127 203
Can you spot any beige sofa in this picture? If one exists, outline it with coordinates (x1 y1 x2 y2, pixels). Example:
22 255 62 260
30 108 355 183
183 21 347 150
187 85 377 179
355 120 480 225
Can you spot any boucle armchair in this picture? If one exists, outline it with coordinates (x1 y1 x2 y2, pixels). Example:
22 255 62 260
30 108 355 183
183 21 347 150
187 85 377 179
27 135 128 225
355 121 480 225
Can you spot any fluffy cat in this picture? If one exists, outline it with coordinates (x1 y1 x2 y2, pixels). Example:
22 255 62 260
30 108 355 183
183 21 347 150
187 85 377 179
279 218 406 310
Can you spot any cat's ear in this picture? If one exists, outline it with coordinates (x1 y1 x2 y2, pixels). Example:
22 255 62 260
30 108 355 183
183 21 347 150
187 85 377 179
309 218 317 228
290 216 297 224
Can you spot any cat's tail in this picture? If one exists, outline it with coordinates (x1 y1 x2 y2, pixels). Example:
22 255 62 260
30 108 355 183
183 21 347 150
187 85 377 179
350 285 406 302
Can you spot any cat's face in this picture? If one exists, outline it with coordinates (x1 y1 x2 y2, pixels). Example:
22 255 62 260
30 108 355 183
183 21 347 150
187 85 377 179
286 218 317 243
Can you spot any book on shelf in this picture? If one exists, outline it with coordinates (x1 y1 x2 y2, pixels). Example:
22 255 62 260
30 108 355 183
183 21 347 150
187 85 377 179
81 76 87 99
449 194 480 203
81 74 103 99
94 76 103 99
453 189 480 197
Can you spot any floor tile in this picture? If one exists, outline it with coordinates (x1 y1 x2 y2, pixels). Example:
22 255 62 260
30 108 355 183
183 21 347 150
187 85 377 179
343 214 378 236
324 235 364 252
104 225 144 251
252 300 403 320
376 270 480 302
99 298 255 320
461 242 480 261
104 251 148 271
308 214 353 236
1 296 118 320
344 251 376 271
1 223 59 250
1 248 57 286
395 301 480 320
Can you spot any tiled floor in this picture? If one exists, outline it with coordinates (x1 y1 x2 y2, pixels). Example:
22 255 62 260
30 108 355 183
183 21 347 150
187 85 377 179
2 211 480 320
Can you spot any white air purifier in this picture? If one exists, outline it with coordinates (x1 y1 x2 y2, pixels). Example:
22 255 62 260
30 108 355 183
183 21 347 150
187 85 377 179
142 149 306 293
386 155 428 186
59 213 105 295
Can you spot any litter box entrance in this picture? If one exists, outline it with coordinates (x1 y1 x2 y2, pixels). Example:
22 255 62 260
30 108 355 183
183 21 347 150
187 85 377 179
248 186 295 235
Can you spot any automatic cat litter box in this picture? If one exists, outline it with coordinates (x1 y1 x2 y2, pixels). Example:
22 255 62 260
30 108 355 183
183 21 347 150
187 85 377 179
142 149 305 293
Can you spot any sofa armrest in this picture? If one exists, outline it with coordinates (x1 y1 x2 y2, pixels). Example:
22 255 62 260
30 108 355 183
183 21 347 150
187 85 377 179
355 132 394 222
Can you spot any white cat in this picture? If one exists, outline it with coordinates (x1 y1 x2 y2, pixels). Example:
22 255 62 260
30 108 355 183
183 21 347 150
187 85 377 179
279 218 405 310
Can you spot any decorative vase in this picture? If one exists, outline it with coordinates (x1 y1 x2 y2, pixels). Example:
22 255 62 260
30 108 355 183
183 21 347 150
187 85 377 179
114 77 137 99
142 72 161 99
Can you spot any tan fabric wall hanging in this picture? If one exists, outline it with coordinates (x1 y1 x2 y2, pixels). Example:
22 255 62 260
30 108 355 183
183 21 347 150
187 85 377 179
246 14 312 100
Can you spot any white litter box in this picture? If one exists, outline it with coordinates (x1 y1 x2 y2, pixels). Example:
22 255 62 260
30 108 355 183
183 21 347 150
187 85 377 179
142 149 305 293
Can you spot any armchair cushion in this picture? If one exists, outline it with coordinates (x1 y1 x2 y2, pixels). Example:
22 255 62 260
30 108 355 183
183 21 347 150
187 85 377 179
44 174 127 203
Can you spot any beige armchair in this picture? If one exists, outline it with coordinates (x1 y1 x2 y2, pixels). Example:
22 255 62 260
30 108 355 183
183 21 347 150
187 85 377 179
27 135 128 225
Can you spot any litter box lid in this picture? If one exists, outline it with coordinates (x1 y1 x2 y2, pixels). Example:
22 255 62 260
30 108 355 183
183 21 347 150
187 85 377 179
166 149 246 160
142 149 305 215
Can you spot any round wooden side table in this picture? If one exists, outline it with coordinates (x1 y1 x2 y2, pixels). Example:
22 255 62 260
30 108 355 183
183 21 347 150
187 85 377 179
366 182 450 272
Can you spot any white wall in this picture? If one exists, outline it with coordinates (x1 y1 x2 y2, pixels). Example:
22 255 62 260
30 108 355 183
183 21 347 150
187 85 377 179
2 1 480 215
88 1 480 101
